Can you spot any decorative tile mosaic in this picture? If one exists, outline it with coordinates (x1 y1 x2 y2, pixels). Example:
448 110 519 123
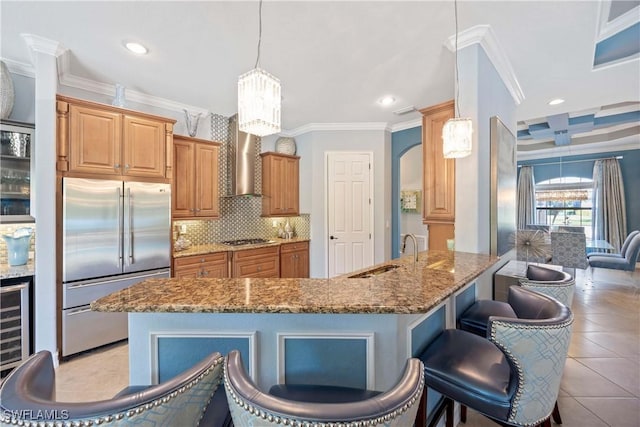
173 114 310 246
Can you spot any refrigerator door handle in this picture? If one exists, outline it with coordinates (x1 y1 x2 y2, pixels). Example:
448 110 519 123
128 187 134 264
117 187 123 268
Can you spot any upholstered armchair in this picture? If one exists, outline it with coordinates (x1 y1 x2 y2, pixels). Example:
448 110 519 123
0 350 231 427
418 286 573 427
224 350 424 426
588 232 640 272
587 230 638 259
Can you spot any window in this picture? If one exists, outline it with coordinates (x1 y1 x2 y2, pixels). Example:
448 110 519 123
535 177 593 239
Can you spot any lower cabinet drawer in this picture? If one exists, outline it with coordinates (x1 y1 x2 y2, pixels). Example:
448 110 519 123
233 256 279 278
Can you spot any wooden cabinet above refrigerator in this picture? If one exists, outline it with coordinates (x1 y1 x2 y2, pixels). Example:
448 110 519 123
56 95 175 181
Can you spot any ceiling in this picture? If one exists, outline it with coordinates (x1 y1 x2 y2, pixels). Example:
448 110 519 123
1 1 639 155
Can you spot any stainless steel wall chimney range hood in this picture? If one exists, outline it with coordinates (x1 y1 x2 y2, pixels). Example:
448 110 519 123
227 115 260 197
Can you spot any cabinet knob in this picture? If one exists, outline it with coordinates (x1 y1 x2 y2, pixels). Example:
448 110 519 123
200 258 206 262
257 266 262 271
125 164 130 170
114 163 121 169
195 208 201 212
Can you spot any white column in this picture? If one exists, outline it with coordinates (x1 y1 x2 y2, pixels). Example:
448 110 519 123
22 34 67 361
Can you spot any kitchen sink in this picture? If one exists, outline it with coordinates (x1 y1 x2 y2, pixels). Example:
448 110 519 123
348 264 400 278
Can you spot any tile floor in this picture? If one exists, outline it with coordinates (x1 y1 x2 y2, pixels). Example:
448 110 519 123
53 267 639 426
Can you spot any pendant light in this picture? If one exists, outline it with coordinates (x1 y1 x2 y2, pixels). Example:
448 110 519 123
442 0 472 159
238 0 281 137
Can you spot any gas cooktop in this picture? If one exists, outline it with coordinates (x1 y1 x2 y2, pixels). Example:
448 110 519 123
221 238 272 246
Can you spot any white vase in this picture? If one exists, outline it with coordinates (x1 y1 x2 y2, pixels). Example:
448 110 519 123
0 61 15 119
275 137 296 155
112 84 126 107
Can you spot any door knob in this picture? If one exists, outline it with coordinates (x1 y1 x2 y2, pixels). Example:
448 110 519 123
330 236 338 240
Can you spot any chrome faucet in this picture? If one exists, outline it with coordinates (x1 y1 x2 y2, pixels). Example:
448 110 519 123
401 233 419 264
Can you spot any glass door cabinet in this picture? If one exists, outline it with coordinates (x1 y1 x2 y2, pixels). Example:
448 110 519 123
1 120 34 222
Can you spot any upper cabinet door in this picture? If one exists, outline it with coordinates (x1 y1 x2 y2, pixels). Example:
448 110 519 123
421 100 455 223
122 115 165 178
171 138 195 218
261 152 300 216
69 104 121 175
172 136 220 219
195 143 219 217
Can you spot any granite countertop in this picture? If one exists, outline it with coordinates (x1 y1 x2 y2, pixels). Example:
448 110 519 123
0 261 35 280
93 250 498 315
173 237 310 258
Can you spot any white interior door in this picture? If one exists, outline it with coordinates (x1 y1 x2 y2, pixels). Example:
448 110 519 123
327 152 373 277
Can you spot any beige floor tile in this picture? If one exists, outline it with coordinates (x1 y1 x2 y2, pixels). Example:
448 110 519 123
568 333 619 358
575 397 640 427
553 397 609 427
575 358 640 397
55 342 128 402
582 332 640 359
560 358 633 397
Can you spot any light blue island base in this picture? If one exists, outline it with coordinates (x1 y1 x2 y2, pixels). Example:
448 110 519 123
128 279 480 422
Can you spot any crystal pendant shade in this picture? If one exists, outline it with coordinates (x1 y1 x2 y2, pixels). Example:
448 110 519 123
238 67 281 137
442 117 473 158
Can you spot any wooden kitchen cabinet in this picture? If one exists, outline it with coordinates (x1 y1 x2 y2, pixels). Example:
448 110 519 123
420 100 455 251
172 135 220 219
231 246 280 278
173 252 228 278
56 95 174 179
280 241 309 278
261 152 299 216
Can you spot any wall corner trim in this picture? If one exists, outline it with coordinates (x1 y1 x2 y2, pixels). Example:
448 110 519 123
444 24 525 106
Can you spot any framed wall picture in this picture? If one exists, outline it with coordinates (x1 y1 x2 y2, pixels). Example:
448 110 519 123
490 116 517 256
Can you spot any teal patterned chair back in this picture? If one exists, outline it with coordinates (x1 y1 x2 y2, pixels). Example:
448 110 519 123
519 277 576 307
551 231 588 269
224 350 425 427
489 305 573 426
0 351 225 427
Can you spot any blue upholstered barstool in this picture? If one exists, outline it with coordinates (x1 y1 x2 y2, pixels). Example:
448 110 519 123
417 286 573 427
0 350 231 426
458 265 575 424
224 350 424 426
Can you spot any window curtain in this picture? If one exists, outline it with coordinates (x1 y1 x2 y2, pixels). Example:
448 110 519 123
517 166 536 229
592 158 627 251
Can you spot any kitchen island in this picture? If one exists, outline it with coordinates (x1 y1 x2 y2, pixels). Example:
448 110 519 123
93 250 499 395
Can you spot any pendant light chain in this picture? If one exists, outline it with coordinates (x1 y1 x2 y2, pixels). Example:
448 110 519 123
254 0 263 69
442 0 473 159
237 0 281 137
454 0 461 118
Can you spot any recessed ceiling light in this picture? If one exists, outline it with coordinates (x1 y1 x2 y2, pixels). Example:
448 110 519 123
548 98 565 106
378 96 396 106
125 42 148 55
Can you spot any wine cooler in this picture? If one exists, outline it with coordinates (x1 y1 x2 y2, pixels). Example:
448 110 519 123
0 276 31 377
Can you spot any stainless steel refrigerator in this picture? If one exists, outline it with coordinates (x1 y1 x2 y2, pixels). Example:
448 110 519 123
61 177 171 357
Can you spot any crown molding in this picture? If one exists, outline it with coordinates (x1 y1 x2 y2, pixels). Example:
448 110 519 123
284 122 390 137
391 118 422 133
445 24 525 105
596 0 640 42
1 58 35 78
56 51 210 116
517 136 640 161
21 33 67 58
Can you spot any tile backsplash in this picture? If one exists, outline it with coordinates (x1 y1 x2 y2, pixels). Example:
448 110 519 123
173 114 310 246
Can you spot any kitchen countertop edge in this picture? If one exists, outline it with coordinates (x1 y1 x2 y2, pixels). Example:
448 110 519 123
93 251 500 315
